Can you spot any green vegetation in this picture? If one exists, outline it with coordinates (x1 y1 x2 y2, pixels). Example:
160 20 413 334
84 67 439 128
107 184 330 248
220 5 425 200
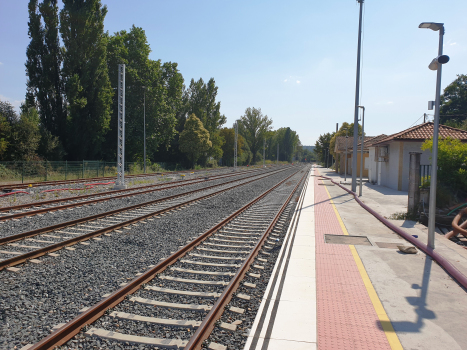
0 0 308 174
440 74 467 128
422 137 467 193
179 114 212 168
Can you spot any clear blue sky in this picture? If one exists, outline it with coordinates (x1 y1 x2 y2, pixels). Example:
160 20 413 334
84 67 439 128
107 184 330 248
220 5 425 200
1 0 466 146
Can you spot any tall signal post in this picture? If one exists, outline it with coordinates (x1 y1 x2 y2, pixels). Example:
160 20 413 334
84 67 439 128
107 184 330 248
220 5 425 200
114 64 126 189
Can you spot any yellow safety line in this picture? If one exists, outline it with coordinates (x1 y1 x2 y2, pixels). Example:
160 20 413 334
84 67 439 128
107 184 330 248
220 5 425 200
321 178 403 350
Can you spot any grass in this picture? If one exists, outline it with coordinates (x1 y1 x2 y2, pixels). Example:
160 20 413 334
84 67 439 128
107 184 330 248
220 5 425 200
389 211 419 221
129 179 154 187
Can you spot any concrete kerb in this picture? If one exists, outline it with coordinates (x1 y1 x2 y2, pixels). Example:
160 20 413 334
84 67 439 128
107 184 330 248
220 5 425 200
317 173 467 292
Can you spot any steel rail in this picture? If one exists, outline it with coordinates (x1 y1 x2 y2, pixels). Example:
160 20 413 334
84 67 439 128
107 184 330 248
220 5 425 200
184 168 308 350
27 168 304 350
0 166 299 270
0 166 235 191
0 167 267 219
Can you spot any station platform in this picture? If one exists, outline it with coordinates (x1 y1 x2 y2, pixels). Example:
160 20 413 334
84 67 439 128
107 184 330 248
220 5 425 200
244 167 467 350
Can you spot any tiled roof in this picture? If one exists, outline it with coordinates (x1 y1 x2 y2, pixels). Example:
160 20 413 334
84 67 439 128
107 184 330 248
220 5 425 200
335 136 375 152
372 122 467 145
335 136 355 152
362 134 388 147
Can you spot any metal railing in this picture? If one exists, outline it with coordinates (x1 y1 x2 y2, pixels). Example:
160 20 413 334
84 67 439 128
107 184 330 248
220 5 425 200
420 164 432 186
0 161 172 185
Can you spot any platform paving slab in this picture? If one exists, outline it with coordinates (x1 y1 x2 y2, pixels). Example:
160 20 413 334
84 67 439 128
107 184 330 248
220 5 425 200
318 167 467 350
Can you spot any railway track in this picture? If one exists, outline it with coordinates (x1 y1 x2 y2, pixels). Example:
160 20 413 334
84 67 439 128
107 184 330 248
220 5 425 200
0 166 298 271
0 167 268 221
0 166 237 191
26 165 308 350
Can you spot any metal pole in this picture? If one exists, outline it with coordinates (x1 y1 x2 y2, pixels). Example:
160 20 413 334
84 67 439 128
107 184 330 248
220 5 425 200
263 138 266 167
234 121 238 170
352 0 364 192
115 64 126 189
325 149 328 168
22 161 24 184
428 27 445 249
345 132 348 182
359 106 365 196
143 87 146 174
65 160 67 180
277 144 279 164
45 161 48 181
82 160 84 179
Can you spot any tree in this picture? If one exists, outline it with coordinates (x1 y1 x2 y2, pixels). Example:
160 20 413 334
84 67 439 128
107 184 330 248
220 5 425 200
25 0 66 152
10 108 41 161
238 107 273 164
179 114 212 168
103 26 183 162
0 100 14 160
60 0 113 159
314 132 334 165
329 122 362 159
440 74 467 125
183 78 226 163
219 127 245 166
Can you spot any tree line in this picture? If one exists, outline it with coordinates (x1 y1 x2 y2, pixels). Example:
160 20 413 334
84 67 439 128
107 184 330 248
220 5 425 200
0 0 309 167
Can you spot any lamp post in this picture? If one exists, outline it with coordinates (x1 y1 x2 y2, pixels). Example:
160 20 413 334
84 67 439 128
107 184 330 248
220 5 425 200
142 86 147 174
351 0 365 192
343 128 349 182
358 106 365 196
419 22 449 249
325 148 329 168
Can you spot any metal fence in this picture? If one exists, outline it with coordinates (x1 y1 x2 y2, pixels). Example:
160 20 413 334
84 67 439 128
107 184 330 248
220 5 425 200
420 164 431 185
0 161 173 185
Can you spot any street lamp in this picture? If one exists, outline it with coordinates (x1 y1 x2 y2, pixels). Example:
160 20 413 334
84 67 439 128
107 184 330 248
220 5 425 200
351 0 365 192
419 22 449 249
358 106 365 196
343 128 349 183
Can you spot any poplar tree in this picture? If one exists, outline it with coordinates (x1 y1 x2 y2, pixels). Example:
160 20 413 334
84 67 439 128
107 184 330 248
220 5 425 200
25 0 65 151
60 0 112 160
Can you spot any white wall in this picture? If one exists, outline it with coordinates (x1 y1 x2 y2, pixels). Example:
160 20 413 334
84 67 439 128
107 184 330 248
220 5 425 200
374 141 432 191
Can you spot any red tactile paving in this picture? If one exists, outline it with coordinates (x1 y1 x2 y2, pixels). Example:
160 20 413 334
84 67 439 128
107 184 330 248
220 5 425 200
314 171 391 350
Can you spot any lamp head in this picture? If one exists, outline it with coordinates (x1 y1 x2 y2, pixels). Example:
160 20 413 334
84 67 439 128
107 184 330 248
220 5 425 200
419 22 444 31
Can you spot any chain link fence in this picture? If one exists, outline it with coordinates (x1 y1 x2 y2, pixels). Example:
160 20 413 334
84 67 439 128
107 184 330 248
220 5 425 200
0 161 173 185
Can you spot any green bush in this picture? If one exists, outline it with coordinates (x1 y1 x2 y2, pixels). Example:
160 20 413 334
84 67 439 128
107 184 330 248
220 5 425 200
422 137 467 193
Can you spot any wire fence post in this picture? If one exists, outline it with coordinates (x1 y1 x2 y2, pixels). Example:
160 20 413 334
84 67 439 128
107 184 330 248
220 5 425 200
97 161 99 178
82 160 84 179
22 162 24 184
65 160 67 181
45 161 48 181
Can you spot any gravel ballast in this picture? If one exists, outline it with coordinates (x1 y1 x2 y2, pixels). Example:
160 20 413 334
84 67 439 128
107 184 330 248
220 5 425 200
0 167 278 240
0 166 303 349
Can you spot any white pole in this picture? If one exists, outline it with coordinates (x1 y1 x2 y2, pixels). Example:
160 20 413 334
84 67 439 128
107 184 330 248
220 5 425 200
427 27 445 249
352 0 364 192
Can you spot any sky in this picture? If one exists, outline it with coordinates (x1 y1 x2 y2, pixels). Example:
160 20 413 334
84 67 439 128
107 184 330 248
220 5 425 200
1 0 466 147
